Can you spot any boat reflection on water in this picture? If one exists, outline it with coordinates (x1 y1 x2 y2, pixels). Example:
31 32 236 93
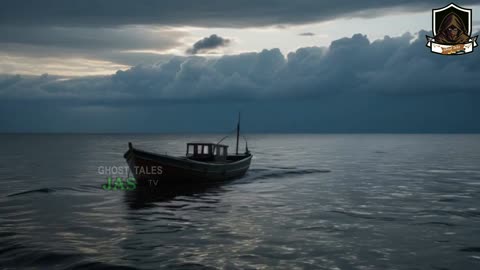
124 180 229 209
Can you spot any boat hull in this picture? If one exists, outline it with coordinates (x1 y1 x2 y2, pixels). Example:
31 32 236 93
124 147 252 186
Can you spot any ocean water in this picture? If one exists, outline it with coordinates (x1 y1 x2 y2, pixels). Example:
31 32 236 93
1 134 480 270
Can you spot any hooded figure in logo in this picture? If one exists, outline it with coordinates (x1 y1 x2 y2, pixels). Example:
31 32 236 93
434 12 471 44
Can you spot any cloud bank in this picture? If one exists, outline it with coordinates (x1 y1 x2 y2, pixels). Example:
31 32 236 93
2 31 479 102
1 31 479 132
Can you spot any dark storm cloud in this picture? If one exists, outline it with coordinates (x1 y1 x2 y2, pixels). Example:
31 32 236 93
299 32 315 36
1 0 480 28
186 34 231 54
2 30 479 103
1 31 480 132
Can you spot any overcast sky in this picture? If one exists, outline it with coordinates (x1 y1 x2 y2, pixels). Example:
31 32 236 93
1 0 479 133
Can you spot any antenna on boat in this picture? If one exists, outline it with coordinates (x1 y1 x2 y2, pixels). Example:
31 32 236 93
236 112 240 155
243 135 249 154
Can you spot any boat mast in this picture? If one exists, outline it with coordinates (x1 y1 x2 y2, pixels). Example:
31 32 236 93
236 112 240 155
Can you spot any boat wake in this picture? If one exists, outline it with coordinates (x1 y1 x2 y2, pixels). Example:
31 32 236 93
247 167 330 181
7 188 56 197
6 184 102 197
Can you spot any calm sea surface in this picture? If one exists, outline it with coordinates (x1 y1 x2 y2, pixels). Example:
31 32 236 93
1 134 480 270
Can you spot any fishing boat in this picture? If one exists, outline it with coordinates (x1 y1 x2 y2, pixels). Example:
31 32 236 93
124 115 252 185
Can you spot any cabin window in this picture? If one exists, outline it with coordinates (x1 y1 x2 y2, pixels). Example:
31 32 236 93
202 145 209 154
188 145 194 155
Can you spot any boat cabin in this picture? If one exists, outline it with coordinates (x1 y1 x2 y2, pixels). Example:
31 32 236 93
186 142 229 162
